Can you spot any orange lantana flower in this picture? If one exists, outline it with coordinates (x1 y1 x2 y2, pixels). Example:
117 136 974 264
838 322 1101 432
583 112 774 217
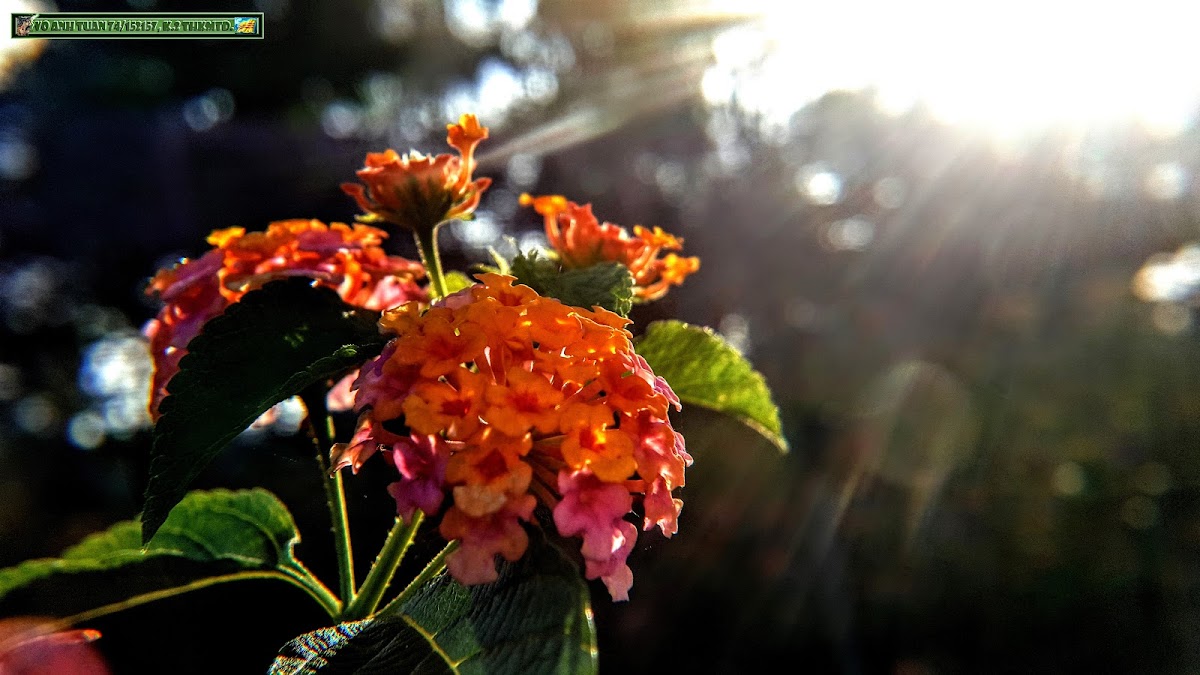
342 114 492 232
0 618 109 675
143 219 426 418
340 273 691 600
520 193 701 301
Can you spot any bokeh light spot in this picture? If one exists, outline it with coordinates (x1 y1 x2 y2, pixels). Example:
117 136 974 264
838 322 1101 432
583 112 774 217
797 164 842 205
67 411 107 450
182 88 234 132
1151 303 1191 335
0 136 37 181
1133 246 1200 304
873 176 906 209
14 395 57 436
1052 462 1086 498
654 161 686 196
1121 495 1159 530
449 210 501 252
1145 162 1188 201
78 333 153 434
321 100 363 139
516 230 547 253
506 153 541 187
825 217 874 251
0 363 21 402
718 313 751 355
1133 462 1173 497
783 298 819 330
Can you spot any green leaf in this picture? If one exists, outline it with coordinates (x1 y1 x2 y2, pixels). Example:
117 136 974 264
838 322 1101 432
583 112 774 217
271 528 597 675
510 250 634 317
270 618 454 675
443 270 476 295
144 278 389 542
0 489 338 620
636 320 787 451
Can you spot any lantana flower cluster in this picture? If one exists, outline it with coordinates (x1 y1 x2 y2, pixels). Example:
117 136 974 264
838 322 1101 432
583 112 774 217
333 273 692 600
144 219 426 417
143 113 699 602
341 114 491 233
521 193 701 300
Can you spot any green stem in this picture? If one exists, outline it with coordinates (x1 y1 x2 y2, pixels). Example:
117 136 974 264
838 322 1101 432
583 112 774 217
301 388 357 605
342 513 424 620
51 570 341 631
414 224 448 299
378 540 458 618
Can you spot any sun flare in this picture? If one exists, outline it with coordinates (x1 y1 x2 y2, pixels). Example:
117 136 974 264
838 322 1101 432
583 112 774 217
704 0 1200 137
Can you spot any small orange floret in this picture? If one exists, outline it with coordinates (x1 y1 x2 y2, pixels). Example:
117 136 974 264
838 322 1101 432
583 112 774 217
392 315 485 379
205 227 244 247
403 370 486 440
518 193 568 218
484 368 565 436
561 425 637 482
342 115 492 232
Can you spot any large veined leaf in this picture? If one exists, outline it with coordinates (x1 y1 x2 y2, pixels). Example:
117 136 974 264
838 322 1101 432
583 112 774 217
271 528 597 675
510 251 634 317
635 320 787 451
0 489 338 621
143 278 389 542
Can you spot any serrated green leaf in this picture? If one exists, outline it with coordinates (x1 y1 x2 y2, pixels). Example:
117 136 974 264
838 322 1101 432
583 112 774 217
510 251 634 317
270 528 597 675
508 249 558 289
0 489 337 620
636 320 787 451
443 271 476 295
143 278 389 542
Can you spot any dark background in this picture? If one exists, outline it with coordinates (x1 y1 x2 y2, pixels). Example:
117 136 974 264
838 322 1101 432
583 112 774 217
3 0 1200 672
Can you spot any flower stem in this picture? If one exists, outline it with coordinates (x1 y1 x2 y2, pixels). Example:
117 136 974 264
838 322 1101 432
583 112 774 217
378 540 458 618
414 223 448 299
51 570 342 632
301 387 357 605
341 513 424 620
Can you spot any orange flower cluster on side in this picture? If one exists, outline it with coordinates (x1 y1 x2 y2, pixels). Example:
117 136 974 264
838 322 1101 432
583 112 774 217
144 219 427 418
520 193 700 301
0 618 109 675
342 114 492 232
335 274 691 600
